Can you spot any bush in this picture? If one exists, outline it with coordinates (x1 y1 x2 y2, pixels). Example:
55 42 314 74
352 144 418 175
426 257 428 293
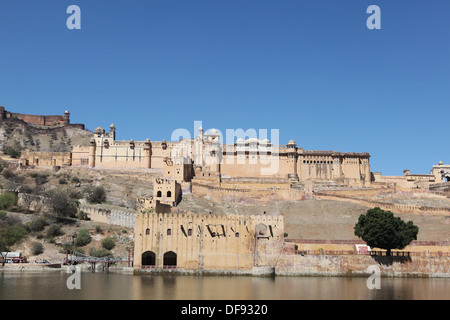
77 211 89 220
19 185 34 194
74 228 91 247
89 247 113 258
5 141 22 159
46 224 64 238
2 169 15 180
102 237 115 250
0 224 28 249
70 177 80 183
0 192 17 210
34 173 48 186
31 242 44 255
86 186 106 204
27 216 48 233
47 190 78 218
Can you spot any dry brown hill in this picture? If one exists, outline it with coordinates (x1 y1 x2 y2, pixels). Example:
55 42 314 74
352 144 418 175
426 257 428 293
0 118 91 153
178 194 449 242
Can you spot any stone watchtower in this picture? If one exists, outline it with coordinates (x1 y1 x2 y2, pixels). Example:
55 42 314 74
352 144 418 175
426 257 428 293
144 138 152 169
63 110 70 124
287 139 299 182
0 106 6 121
89 138 96 168
109 123 116 140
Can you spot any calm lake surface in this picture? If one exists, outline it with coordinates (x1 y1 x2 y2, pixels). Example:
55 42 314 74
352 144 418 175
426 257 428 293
0 271 449 300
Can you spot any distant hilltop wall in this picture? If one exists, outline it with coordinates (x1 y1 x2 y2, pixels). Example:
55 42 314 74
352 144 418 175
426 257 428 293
0 106 84 129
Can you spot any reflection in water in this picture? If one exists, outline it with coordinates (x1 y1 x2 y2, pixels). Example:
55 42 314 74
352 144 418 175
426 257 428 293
0 272 449 300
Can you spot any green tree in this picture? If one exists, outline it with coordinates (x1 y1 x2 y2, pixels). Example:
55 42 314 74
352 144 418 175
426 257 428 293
354 207 419 256
47 190 78 218
0 224 28 250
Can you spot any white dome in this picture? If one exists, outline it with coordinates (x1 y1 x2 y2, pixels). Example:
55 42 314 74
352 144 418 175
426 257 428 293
209 128 219 135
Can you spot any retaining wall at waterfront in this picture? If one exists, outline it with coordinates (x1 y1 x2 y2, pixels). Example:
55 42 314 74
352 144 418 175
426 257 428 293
275 254 450 278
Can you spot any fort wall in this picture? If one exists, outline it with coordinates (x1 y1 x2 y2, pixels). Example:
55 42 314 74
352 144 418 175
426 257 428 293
191 181 305 203
79 204 136 230
20 150 72 167
314 191 450 215
285 239 450 256
134 212 285 271
0 106 85 129
275 254 450 277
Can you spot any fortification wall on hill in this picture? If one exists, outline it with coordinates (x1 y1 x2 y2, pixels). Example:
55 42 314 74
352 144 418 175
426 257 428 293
315 191 450 215
79 204 136 230
191 181 305 203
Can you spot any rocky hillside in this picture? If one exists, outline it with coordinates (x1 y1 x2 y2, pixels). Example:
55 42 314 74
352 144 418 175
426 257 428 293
0 118 92 153
178 194 449 242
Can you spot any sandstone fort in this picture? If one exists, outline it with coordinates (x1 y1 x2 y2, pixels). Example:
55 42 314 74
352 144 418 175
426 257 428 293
2 106 449 276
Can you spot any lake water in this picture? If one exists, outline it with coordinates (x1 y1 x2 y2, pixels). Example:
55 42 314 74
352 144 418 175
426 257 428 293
1 271 449 300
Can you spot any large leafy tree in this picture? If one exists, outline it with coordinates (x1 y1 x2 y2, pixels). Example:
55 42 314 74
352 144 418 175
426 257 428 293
354 207 419 256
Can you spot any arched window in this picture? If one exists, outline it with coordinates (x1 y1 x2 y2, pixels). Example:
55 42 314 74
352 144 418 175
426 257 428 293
142 251 156 267
188 228 192 236
167 191 172 197
163 251 177 268
145 228 150 235
235 232 240 238
167 228 172 236
157 191 162 197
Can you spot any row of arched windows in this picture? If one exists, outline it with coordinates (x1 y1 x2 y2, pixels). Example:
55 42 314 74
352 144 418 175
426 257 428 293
145 228 240 237
142 250 176 267
156 191 172 197
145 228 191 236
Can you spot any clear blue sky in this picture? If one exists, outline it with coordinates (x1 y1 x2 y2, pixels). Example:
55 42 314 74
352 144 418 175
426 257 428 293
0 0 449 175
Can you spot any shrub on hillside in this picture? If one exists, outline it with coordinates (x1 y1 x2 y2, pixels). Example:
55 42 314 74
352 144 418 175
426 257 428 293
46 224 64 238
89 247 113 258
31 242 44 255
5 141 22 159
74 228 91 247
102 237 115 250
27 216 48 233
0 192 17 210
83 186 106 204
46 190 78 218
